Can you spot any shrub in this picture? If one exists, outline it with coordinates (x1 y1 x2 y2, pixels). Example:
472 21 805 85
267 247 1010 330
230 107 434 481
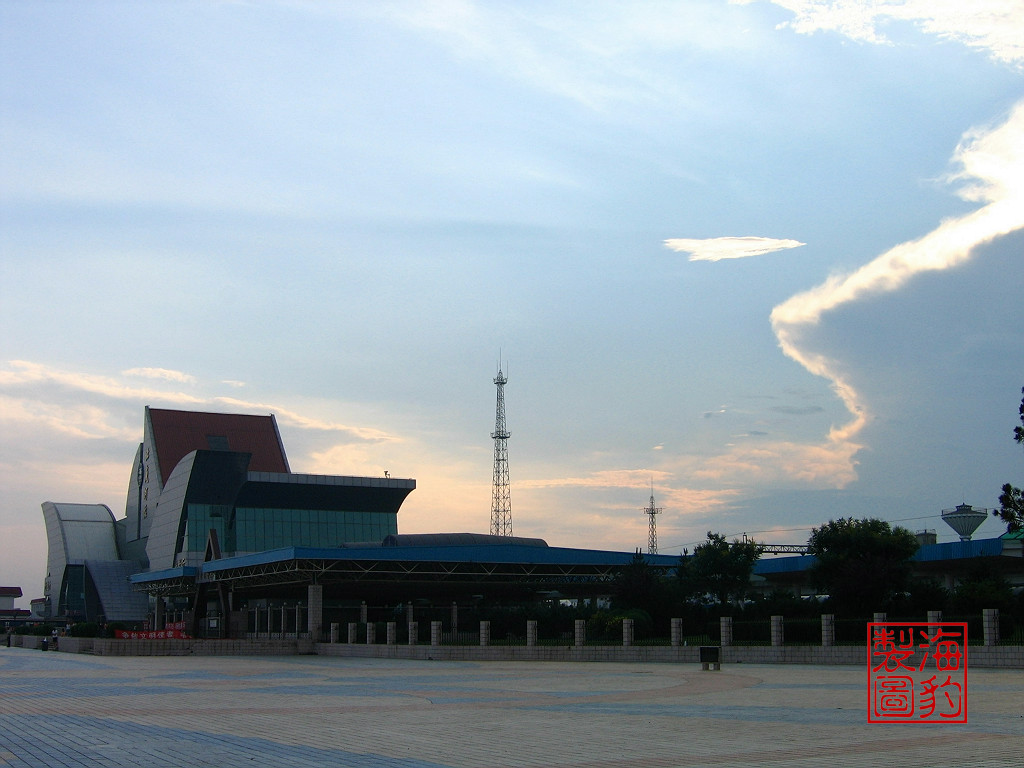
68 622 101 638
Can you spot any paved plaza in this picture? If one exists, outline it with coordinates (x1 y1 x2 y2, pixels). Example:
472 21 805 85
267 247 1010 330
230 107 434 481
1 647 1021 767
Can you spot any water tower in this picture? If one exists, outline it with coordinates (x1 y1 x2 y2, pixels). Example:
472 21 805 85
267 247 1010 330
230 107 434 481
941 503 988 542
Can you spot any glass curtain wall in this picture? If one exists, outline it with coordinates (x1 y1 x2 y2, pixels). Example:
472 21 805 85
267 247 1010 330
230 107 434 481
182 504 398 556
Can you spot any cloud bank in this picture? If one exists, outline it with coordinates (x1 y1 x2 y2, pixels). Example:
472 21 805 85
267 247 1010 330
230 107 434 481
770 100 1024 466
665 236 806 262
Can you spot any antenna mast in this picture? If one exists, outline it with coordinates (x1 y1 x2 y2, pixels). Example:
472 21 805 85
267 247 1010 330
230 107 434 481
643 483 662 554
490 361 513 537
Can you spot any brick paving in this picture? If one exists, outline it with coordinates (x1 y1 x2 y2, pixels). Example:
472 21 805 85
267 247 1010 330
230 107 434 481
1 646 1020 767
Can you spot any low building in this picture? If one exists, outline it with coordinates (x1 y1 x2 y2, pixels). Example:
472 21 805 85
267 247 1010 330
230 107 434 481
0 587 31 626
753 530 1024 596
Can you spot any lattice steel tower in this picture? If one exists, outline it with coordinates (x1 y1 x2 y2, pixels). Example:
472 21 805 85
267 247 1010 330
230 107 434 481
490 364 513 537
643 483 662 554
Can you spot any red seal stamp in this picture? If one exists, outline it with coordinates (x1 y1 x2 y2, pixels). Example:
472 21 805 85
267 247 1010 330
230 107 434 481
868 622 967 723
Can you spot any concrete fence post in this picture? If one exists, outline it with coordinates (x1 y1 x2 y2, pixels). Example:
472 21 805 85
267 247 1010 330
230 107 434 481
927 610 942 623
360 601 368 624
347 622 357 644
480 620 490 647
983 608 999 647
406 603 414 624
719 616 733 647
307 584 323 641
386 621 397 645
329 622 339 644
622 618 634 647
431 620 442 647
574 619 586 648
873 612 887 624
366 622 376 645
408 621 418 645
771 615 784 647
671 618 682 647
821 614 834 647
526 620 538 647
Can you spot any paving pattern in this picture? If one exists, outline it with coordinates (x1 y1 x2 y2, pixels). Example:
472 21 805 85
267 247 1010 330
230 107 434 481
1 647 1021 767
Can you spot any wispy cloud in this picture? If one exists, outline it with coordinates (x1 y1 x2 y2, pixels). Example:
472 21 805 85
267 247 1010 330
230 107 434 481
0 360 206 406
692 438 861 487
768 0 1024 68
665 236 805 262
214 397 398 442
517 469 740 518
521 468 674 490
0 395 137 441
122 367 197 384
769 100 1024 470
0 360 400 444
356 1 768 111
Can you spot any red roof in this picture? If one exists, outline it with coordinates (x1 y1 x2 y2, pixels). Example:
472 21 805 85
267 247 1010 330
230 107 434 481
148 409 290 484
0 586 23 597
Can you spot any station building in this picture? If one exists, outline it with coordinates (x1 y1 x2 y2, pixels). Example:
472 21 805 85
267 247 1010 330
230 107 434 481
42 406 682 634
40 407 419 626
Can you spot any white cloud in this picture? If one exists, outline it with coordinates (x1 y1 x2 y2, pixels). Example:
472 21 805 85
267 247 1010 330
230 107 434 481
769 0 1024 68
665 236 806 262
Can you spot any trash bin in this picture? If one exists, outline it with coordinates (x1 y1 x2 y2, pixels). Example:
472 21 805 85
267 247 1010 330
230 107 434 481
40 638 48 651
699 645 721 671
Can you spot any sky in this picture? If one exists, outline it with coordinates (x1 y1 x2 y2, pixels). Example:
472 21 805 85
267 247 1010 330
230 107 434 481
2 1 1023 607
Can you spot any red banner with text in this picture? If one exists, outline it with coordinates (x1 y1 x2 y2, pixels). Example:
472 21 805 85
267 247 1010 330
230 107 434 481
115 629 191 640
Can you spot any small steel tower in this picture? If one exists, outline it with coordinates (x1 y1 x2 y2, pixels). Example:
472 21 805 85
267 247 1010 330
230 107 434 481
490 364 513 537
643 483 662 554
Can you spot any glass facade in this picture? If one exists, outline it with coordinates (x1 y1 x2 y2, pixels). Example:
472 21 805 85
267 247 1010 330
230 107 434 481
182 503 397 556
58 564 86 620
183 504 230 553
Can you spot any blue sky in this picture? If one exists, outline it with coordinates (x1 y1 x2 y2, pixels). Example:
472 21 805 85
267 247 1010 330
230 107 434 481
2 1 1023 605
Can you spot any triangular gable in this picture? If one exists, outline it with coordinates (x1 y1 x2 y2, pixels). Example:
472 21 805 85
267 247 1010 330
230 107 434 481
148 408 290 484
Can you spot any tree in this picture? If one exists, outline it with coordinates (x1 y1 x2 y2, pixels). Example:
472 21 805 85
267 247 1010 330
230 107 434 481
612 551 667 619
994 386 1024 533
948 561 1014 614
807 518 919 616
678 532 763 606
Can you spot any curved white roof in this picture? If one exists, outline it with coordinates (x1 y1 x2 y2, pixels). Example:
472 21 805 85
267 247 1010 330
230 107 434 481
42 502 119 567
49 503 118 524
